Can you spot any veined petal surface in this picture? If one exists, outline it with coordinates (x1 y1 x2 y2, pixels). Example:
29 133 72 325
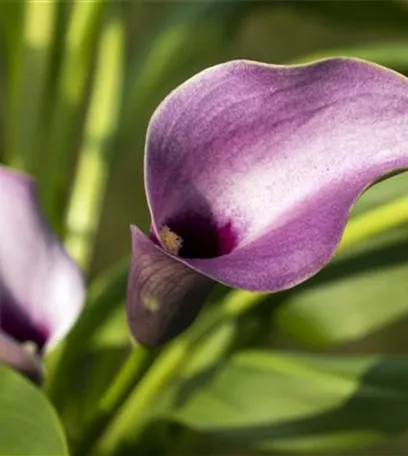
144 58 408 290
128 226 214 347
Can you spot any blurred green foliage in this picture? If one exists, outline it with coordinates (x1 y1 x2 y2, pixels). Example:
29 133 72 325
3 1 408 455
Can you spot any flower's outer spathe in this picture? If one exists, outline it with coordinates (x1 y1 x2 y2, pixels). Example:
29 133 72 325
128 58 408 347
0 167 85 381
129 225 213 346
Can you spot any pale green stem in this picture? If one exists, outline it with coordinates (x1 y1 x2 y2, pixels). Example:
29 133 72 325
1 2 24 168
338 194 408 252
19 0 56 173
87 289 265 455
92 340 191 455
64 6 123 271
39 0 106 225
72 345 149 456
98 347 149 414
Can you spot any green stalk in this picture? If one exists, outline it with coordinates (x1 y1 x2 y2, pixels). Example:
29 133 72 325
1 1 24 168
86 340 193 455
64 4 124 271
338 194 408 251
18 0 56 173
76 290 266 455
74 191 408 453
39 0 106 226
72 345 150 456
35 2 72 177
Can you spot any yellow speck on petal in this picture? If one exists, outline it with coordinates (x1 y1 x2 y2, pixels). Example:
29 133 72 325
159 225 183 255
22 342 39 355
143 295 160 312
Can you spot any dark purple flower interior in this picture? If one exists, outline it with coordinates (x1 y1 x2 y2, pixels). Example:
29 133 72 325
1 297 48 352
157 211 239 259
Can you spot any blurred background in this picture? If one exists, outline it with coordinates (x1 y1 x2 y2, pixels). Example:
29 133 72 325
3 1 408 455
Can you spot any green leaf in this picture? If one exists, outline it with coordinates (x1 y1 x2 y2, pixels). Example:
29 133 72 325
292 42 408 74
15 0 57 173
64 1 124 271
146 320 238 422
0 0 25 166
292 1 408 31
58 343 130 442
277 173 408 348
277 237 408 348
61 301 131 437
181 320 237 379
39 0 106 227
0 365 68 455
171 351 408 453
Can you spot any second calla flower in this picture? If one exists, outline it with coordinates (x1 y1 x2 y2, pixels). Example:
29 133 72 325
0 167 85 381
127 58 408 347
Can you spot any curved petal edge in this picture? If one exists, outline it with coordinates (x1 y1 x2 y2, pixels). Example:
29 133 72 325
144 57 408 292
0 167 85 351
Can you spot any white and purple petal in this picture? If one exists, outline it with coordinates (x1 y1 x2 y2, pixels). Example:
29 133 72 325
129 58 408 345
0 167 85 373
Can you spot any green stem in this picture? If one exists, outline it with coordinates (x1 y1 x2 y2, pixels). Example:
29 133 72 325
48 8 122 400
1 1 24 168
64 3 123 271
79 290 266 455
34 2 71 178
338 194 408 251
72 346 149 456
73 193 408 454
92 340 192 455
39 0 106 227
19 0 56 173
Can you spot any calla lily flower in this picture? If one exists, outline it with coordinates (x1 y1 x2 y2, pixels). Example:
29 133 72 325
128 58 408 347
0 167 85 381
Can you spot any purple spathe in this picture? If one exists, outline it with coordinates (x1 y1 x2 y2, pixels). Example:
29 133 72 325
128 58 408 347
128 226 213 346
0 167 85 381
